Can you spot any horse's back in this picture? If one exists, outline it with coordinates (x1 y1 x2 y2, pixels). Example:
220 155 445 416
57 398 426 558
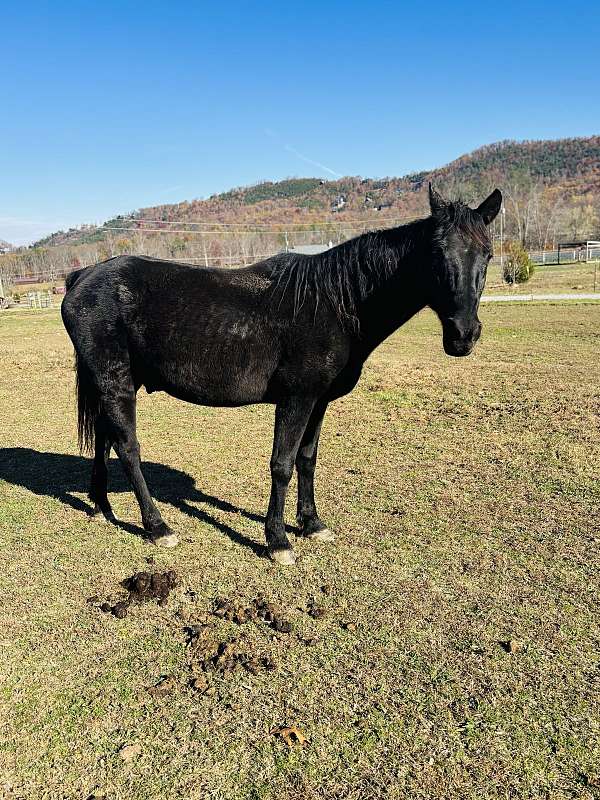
63 256 285 405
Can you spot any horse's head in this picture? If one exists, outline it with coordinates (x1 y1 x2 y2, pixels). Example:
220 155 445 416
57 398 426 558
427 184 502 357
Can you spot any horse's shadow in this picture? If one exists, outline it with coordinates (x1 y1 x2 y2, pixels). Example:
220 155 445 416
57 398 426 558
0 447 285 557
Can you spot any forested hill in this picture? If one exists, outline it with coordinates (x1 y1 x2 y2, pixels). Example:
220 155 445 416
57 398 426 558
428 137 600 186
34 136 600 249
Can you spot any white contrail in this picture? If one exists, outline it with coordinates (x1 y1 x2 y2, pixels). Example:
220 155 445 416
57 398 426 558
283 144 342 178
264 128 342 178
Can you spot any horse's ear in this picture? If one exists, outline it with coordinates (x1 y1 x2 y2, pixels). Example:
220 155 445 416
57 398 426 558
428 183 447 218
475 189 502 225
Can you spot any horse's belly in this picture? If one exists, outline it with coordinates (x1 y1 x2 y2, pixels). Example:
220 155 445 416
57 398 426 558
139 344 276 407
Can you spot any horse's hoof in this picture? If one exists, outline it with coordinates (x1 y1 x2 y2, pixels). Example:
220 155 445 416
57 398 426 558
269 548 296 566
306 527 335 542
90 511 116 525
151 532 179 548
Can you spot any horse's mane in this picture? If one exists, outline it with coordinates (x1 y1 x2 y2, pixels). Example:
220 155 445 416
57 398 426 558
267 218 428 331
266 199 489 331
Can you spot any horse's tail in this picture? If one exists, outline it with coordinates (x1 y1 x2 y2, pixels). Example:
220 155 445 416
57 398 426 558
75 354 100 454
62 265 99 453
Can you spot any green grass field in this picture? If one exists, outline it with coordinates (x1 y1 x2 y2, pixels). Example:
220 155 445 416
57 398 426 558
0 303 599 800
485 260 599 294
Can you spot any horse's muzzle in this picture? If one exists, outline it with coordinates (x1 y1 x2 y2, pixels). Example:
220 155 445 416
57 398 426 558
442 318 481 358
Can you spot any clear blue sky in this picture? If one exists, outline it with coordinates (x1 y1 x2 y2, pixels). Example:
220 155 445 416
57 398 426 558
1 0 599 245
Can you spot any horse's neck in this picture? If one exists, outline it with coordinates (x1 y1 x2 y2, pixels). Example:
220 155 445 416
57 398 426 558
354 224 431 357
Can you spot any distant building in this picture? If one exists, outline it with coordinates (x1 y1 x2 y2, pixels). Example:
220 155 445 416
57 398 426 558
286 243 333 256
14 277 44 286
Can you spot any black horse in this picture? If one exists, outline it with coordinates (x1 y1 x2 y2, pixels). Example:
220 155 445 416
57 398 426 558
61 185 502 565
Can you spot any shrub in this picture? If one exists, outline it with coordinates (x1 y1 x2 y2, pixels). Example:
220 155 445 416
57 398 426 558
503 242 535 284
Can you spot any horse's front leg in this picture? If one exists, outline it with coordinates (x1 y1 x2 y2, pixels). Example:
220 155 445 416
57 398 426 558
266 396 317 565
296 399 334 541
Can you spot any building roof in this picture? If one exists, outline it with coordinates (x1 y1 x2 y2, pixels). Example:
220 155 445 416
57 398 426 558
287 244 333 255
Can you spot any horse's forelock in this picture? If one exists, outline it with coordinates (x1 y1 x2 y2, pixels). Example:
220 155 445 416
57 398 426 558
437 200 491 252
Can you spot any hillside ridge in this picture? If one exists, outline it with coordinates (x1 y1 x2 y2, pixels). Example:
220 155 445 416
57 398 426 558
32 136 600 250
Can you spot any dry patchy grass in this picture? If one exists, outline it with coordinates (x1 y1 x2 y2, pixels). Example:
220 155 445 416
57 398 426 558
0 303 599 800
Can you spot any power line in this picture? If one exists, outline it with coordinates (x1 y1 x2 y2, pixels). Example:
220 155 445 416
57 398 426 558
125 214 413 227
88 214 417 233
86 220 415 237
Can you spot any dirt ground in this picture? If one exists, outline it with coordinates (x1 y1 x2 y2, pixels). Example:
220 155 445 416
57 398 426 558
0 302 598 799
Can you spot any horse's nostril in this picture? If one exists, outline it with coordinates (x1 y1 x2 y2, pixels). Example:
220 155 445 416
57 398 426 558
446 318 464 338
448 317 480 342
447 318 473 341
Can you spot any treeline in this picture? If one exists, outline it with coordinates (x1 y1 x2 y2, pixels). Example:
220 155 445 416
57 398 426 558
0 226 345 284
1 188 597 289
1 186 598 287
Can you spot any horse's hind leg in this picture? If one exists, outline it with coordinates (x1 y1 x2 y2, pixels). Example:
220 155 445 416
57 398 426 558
102 384 178 547
88 414 115 523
